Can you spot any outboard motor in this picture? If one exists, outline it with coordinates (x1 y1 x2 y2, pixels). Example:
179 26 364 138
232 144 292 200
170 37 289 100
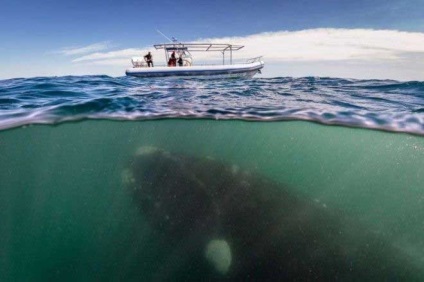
131 57 145 68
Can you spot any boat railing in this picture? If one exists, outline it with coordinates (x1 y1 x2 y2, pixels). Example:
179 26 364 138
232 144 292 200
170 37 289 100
131 57 264 68
245 56 263 64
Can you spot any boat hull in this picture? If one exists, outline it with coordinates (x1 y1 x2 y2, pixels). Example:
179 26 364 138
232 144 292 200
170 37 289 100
125 61 264 78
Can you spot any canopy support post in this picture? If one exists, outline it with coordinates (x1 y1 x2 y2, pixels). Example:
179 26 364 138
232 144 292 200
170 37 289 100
230 45 232 65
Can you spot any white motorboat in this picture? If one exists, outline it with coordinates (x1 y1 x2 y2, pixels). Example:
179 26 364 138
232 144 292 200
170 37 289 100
125 43 264 78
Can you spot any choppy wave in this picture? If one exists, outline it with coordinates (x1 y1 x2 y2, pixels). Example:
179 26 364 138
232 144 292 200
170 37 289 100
1 75 424 134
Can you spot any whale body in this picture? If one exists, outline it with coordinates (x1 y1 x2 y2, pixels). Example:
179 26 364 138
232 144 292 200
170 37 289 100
125 147 423 281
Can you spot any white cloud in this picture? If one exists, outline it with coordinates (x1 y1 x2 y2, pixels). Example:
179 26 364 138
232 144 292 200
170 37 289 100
198 28 424 62
71 29 424 63
72 48 148 62
47 29 424 80
58 42 111 56
90 58 131 66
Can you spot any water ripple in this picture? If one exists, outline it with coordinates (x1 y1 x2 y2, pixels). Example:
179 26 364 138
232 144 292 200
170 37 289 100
0 75 424 135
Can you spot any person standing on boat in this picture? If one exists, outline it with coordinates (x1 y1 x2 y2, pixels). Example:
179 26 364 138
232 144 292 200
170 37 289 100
178 55 183 67
144 52 153 67
168 51 177 67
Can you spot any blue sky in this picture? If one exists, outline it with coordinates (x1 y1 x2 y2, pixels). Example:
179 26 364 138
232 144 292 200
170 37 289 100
1 0 424 79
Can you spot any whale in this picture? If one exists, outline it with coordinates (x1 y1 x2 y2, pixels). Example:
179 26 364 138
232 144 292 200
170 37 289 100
123 146 423 281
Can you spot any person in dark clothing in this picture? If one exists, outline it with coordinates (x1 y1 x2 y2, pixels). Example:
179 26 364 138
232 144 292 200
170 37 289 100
168 51 177 67
144 52 153 67
178 55 183 67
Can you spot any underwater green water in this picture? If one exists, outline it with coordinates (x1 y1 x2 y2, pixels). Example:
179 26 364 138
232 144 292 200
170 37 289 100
1 119 424 281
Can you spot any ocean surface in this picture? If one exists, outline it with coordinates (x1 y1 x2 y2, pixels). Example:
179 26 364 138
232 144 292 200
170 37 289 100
1 75 424 281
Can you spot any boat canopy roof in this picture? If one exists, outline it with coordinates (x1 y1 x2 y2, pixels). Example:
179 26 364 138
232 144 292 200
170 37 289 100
153 43 244 52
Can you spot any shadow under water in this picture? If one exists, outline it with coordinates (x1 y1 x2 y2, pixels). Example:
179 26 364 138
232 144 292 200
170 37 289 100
1 119 424 281
125 146 424 281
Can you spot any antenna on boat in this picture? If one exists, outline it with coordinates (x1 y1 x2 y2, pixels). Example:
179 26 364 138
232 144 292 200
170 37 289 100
156 29 173 43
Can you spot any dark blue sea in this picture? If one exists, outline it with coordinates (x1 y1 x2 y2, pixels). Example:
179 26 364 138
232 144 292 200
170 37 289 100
1 75 424 281
1 76 424 133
